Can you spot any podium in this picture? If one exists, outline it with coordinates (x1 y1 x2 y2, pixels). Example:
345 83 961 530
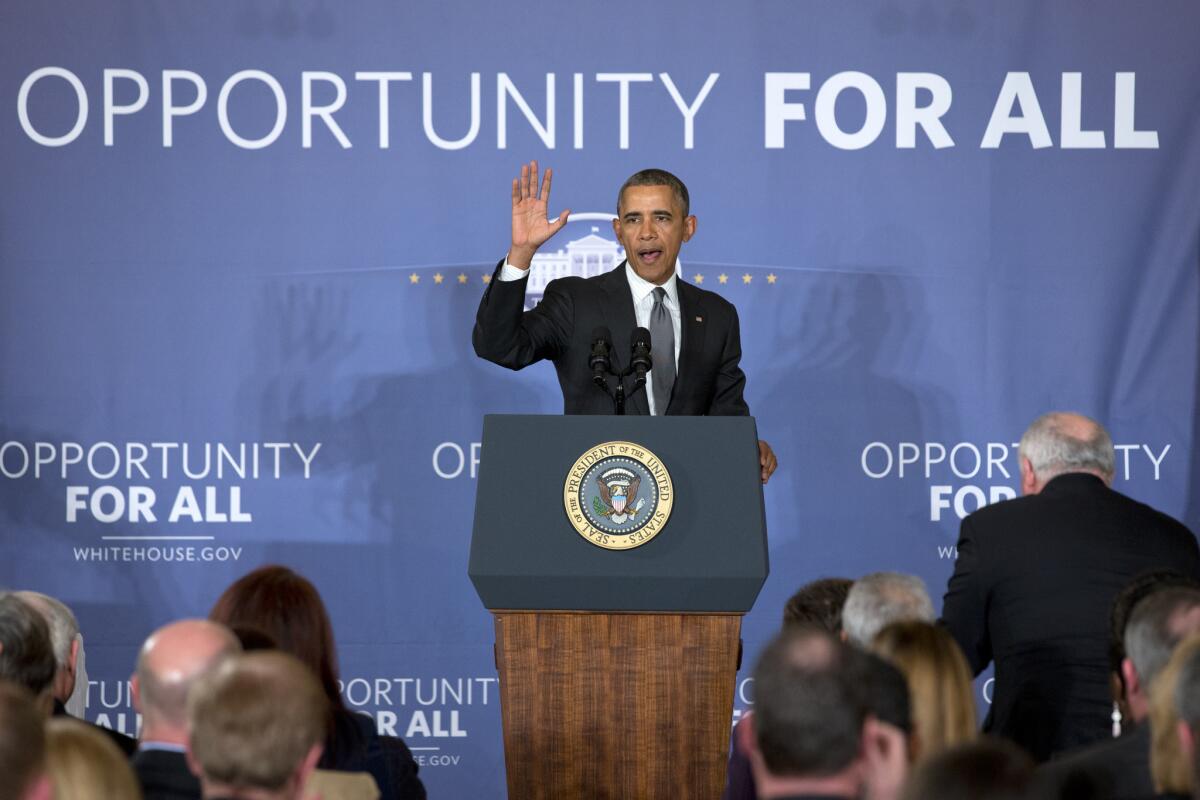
469 415 769 800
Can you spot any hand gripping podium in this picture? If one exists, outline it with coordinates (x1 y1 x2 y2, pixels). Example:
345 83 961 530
469 414 769 800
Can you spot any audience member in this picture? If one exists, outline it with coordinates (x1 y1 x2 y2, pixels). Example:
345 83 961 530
0 682 52 800
45 718 142 800
783 577 854 634
859 652 915 800
871 620 977 761
941 411 1200 761
0 593 56 714
724 577 855 800
842 572 934 647
739 628 901 799
1173 639 1200 800
1040 584 1200 798
900 737 1035 800
187 652 327 800
1150 633 1200 797
130 619 241 800
16 590 137 755
1106 571 1198 735
209 565 426 800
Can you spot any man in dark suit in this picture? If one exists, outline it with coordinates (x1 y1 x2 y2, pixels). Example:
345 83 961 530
940 412 1200 761
473 161 777 482
130 619 241 800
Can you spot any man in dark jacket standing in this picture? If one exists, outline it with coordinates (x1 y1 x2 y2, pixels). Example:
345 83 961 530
940 411 1200 761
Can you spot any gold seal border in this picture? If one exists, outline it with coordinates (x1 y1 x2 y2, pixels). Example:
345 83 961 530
563 440 674 551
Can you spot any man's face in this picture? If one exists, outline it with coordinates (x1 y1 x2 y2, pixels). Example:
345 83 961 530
612 185 696 285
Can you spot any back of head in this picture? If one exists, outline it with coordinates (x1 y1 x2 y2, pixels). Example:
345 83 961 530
1109 570 1199 676
1125 586 1200 688
45 718 141 800
12 592 79 672
843 572 935 647
901 737 1034 800
209 565 341 706
0 593 57 699
136 618 241 736
0 682 48 800
617 168 690 216
188 651 329 793
872 620 977 760
782 577 853 634
1149 634 1200 795
1018 411 1115 483
860 651 913 738
752 628 868 778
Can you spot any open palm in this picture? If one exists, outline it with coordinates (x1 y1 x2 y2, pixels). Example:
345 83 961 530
510 160 569 267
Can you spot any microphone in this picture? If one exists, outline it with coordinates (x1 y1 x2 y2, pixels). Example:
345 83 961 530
590 327 613 388
630 327 652 386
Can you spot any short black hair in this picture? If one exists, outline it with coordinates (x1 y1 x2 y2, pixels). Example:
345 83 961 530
0 593 57 696
752 628 869 777
901 738 1034 800
1109 570 1198 675
782 577 853 634
617 168 690 217
861 650 913 735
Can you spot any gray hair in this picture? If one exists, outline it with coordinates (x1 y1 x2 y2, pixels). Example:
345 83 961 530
1018 412 1115 482
842 572 935 647
1124 586 1200 688
1177 642 1200 729
13 591 79 669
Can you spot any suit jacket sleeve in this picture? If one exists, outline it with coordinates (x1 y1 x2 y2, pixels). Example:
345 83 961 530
708 303 750 416
472 259 573 370
940 515 992 676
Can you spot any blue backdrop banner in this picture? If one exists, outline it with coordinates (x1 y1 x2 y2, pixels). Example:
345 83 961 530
3 2 1200 796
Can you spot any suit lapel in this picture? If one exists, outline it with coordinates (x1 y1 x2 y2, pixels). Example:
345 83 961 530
668 279 707 415
600 262 650 415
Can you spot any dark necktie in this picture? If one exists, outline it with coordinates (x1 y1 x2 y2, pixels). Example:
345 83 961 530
650 287 676 415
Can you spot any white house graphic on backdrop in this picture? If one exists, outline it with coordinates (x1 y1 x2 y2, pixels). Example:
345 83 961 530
524 214 625 308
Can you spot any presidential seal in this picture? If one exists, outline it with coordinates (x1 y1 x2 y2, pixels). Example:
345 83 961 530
563 441 674 550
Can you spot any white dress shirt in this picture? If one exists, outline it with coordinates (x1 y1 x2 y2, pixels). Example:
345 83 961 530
499 257 683 415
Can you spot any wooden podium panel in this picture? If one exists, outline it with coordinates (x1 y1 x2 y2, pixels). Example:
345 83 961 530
494 611 741 800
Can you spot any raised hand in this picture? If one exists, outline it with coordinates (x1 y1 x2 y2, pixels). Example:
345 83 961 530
509 160 570 270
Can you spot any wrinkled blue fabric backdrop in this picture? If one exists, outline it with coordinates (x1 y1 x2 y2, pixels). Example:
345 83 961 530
3 2 1199 795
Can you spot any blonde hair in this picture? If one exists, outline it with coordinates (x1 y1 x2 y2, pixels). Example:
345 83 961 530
872 620 977 761
1150 633 1200 794
45 718 142 800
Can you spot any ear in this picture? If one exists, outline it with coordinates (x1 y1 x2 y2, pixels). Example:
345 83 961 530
682 214 696 242
295 743 324 787
129 673 141 712
1020 457 1038 495
611 217 621 240
737 712 757 756
1120 658 1140 703
67 636 81 676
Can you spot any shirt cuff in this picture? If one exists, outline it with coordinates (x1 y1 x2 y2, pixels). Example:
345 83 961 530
498 258 529 282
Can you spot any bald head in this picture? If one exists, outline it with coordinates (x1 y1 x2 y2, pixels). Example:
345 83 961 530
1018 411 1115 494
135 619 240 743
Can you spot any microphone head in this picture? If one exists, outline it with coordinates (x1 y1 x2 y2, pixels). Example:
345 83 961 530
631 326 652 351
592 326 613 345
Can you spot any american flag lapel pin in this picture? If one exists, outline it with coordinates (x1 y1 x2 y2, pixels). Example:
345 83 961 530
695 316 703 322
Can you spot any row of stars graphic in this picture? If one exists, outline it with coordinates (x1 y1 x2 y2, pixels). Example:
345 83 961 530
408 272 779 285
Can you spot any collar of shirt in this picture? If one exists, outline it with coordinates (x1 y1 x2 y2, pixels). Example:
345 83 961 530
624 260 680 310
138 741 188 753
